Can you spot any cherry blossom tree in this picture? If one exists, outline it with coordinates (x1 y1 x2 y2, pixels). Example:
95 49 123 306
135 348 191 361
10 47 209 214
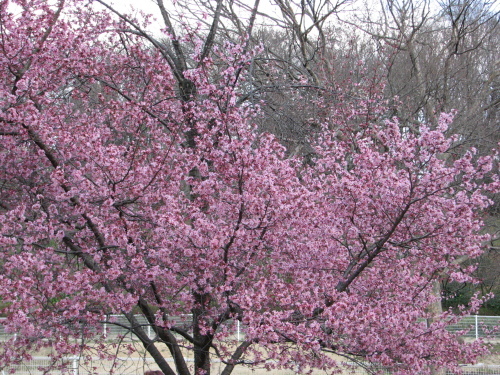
0 1 498 375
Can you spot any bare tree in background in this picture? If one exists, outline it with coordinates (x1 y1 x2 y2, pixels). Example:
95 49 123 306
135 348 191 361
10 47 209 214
345 0 499 151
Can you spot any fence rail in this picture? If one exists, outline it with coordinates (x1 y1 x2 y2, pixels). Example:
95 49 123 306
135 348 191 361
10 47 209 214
0 314 245 343
1 315 499 343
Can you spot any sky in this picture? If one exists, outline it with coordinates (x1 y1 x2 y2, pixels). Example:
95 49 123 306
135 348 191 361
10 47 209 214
112 0 277 16
106 0 162 15
96 0 360 40
92 0 287 40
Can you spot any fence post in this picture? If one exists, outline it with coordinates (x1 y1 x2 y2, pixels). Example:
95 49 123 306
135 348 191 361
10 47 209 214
72 357 78 375
475 315 479 340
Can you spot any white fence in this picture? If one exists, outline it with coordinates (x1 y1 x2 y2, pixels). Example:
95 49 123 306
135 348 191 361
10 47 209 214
2 357 500 375
0 316 499 374
0 314 243 343
1 315 499 343
446 315 500 340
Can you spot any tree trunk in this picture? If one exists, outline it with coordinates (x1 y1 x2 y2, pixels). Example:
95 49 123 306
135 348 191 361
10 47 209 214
428 280 446 375
193 292 213 375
